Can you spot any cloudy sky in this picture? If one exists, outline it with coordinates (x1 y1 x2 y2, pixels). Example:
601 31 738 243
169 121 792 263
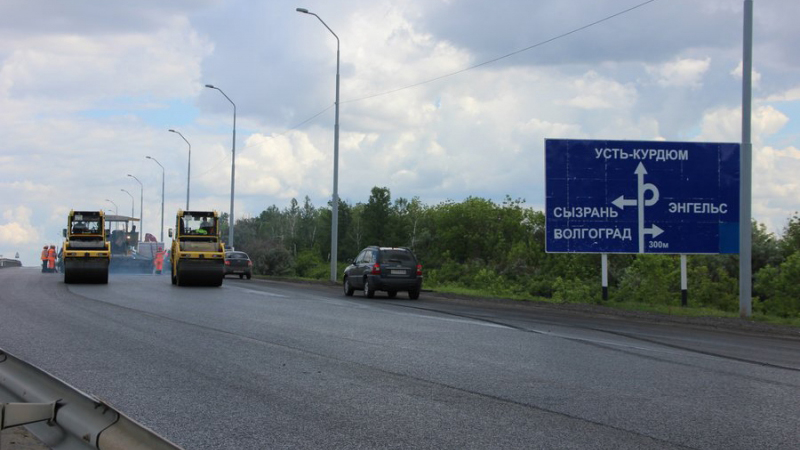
1 0 798 265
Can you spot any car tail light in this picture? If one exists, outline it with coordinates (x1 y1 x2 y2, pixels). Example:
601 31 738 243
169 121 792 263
247 260 252 266
224 260 231 265
416 264 422 276
371 263 381 275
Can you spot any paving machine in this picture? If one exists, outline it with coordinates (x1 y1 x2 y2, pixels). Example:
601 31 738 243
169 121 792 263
169 210 225 286
62 210 110 284
106 214 162 273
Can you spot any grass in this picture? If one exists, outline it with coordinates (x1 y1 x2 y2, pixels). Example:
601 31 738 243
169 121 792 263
251 274 800 329
428 282 800 328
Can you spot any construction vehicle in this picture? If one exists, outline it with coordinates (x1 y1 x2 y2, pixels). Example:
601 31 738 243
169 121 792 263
62 210 110 284
169 210 225 286
105 214 159 273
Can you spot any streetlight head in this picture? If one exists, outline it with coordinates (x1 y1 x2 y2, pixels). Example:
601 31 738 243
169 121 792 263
296 7 309 13
146 156 152 159
127 174 132 177
168 129 176 133
204 84 215 89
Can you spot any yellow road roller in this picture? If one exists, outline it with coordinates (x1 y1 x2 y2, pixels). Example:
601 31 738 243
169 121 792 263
62 210 110 284
170 210 225 287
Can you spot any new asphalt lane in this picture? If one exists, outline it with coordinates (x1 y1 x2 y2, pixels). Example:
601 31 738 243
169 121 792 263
1 267 798 449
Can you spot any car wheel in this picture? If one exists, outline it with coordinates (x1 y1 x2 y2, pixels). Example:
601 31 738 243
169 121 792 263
364 278 375 298
408 288 420 300
239 274 244 279
387 290 397 299
343 277 355 296
246 273 251 280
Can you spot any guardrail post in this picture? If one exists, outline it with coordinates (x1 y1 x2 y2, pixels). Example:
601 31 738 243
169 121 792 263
1 401 58 429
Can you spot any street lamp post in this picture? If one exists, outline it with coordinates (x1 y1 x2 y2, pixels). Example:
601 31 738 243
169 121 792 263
168 129 191 210
296 7 341 283
105 199 118 215
120 189 134 218
205 84 236 250
146 156 165 243
127 174 143 241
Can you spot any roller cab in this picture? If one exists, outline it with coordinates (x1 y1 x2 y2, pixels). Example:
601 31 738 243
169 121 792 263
63 210 110 284
170 210 225 287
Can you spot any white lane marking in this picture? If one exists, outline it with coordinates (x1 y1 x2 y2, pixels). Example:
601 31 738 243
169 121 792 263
224 285 288 298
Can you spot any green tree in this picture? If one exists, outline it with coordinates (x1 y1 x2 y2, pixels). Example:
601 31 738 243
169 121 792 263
781 212 800 256
362 187 393 246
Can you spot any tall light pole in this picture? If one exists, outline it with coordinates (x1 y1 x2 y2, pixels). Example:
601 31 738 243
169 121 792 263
296 7 341 282
205 84 237 249
105 199 118 215
739 0 754 318
120 188 134 218
169 129 191 210
127 174 143 241
146 156 165 242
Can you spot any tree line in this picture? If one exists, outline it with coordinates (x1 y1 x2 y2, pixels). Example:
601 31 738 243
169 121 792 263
223 187 800 319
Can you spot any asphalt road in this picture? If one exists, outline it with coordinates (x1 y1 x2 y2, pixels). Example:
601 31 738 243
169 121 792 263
0 267 798 449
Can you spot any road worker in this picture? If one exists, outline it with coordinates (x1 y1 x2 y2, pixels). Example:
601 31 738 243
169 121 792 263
154 246 165 275
41 245 48 272
47 245 56 273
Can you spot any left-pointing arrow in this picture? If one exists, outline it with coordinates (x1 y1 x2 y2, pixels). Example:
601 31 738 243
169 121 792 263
612 195 637 209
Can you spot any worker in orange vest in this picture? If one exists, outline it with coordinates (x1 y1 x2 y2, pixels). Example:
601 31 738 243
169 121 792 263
47 245 56 273
154 247 165 275
41 245 49 272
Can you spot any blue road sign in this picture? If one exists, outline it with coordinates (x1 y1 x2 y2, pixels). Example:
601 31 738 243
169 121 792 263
546 139 740 254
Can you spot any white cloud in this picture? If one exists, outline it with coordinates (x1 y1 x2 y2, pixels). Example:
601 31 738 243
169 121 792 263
753 145 800 232
517 118 585 139
0 206 39 245
765 85 800 102
236 132 327 199
646 57 711 88
563 71 637 110
697 105 789 142
0 16 212 114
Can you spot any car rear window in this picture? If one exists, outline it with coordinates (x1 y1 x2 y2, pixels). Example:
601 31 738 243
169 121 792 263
379 249 415 263
226 252 248 259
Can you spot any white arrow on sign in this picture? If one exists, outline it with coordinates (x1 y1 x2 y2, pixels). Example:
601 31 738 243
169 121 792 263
644 224 664 238
612 195 637 209
610 162 664 253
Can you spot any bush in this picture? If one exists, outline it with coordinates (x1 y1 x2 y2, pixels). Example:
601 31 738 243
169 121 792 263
257 246 293 276
615 255 680 305
293 250 323 278
552 276 601 304
754 251 800 318
687 263 738 312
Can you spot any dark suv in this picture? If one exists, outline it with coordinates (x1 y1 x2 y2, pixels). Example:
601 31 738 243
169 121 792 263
343 246 422 299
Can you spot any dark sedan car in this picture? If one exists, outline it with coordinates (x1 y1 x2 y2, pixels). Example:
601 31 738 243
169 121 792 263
343 246 422 299
224 251 252 279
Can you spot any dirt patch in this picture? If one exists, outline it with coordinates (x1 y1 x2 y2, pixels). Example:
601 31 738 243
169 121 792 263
0 427 49 450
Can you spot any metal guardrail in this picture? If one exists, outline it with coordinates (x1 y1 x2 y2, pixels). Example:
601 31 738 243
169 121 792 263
0 348 184 450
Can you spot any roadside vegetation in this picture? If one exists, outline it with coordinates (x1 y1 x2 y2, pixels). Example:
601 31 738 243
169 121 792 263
221 187 800 327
